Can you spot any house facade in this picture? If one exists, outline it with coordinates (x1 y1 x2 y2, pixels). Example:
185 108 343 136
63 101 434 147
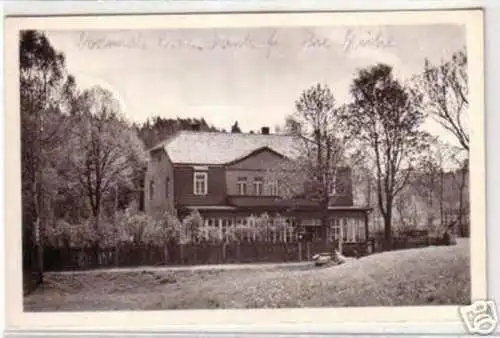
144 127 371 252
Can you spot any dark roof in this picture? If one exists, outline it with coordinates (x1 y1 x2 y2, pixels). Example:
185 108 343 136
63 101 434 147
153 131 304 165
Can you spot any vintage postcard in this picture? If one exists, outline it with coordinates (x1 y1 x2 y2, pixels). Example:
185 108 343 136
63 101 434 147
4 9 487 334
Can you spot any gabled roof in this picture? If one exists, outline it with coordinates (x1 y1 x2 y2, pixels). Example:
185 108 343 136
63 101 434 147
152 131 304 165
225 146 290 166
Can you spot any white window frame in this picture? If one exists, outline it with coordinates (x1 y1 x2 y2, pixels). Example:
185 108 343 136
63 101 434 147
237 177 248 196
253 177 264 196
331 218 341 240
269 180 279 196
193 172 208 195
149 180 155 200
329 181 336 196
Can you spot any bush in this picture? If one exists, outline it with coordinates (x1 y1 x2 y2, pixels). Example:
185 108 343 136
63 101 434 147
197 226 221 243
183 210 204 243
154 211 188 245
42 218 98 248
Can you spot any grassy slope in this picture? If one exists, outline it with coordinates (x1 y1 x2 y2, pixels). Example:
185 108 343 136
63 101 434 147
24 239 470 311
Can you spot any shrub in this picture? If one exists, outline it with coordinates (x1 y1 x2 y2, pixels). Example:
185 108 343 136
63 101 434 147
42 218 99 248
154 211 188 245
183 209 204 243
233 225 256 242
197 226 222 243
42 219 71 248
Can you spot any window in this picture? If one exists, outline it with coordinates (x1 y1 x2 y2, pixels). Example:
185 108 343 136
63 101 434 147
268 180 279 196
165 176 170 197
340 218 360 242
193 172 208 195
237 177 247 195
253 177 264 196
205 218 216 227
149 180 154 200
357 220 365 241
329 181 336 196
342 219 349 242
331 218 341 241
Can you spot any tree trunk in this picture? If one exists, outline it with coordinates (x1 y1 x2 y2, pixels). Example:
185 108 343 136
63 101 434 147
92 207 101 265
439 169 444 227
321 218 330 250
458 169 466 237
383 204 393 251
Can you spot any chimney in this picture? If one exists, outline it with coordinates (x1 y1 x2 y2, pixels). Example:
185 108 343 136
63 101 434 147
191 122 201 131
261 126 270 135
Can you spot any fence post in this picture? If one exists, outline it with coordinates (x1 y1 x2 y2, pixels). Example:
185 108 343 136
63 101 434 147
298 242 302 261
163 245 168 265
306 242 311 260
222 242 226 263
114 245 119 266
180 244 184 264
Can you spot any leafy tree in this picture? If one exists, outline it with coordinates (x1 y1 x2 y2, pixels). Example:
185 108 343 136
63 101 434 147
283 115 303 135
231 121 242 133
66 86 147 245
420 48 469 151
136 116 219 149
402 139 469 237
346 64 428 250
20 30 76 283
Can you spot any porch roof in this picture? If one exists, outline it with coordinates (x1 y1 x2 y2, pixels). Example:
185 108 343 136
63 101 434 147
184 205 238 211
181 204 372 212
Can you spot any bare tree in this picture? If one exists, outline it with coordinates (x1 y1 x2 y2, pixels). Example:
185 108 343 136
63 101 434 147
346 64 428 250
421 48 469 152
267 83 356 249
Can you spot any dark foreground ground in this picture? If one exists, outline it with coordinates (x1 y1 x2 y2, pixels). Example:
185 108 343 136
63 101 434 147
24 239 470 311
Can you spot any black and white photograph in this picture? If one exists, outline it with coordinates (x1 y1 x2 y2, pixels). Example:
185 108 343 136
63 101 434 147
4 9 487 332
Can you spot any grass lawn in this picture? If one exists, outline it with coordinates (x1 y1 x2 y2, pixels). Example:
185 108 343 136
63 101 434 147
24 239 470 311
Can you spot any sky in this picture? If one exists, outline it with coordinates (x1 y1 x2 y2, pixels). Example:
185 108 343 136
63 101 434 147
45 24 466 146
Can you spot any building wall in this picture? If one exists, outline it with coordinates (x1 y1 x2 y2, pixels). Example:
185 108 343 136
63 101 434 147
174 165 227 206
148 146 356 213
226 170 282 196
144 149 175 216
229 149 289 170
225 149 354 205
226 149 302 196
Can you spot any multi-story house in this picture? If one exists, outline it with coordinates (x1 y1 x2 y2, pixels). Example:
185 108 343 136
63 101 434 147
144 125 371 250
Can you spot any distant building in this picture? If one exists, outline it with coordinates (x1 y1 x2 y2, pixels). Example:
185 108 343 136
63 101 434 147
144 126 371 249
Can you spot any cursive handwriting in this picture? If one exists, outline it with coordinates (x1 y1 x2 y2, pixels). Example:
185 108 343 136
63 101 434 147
301 30 331 50
343 28 394 53
77 32 148 50
158 30 280 58
78 30 280 58
76 28 395 57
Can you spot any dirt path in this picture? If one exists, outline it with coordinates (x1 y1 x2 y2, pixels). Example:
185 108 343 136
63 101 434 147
46 261 314 275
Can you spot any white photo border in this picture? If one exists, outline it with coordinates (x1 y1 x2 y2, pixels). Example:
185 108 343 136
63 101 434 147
2 1 494 336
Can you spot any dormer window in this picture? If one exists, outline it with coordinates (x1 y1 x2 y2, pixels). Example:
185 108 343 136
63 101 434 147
194 172 208 195
237 177 248 195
